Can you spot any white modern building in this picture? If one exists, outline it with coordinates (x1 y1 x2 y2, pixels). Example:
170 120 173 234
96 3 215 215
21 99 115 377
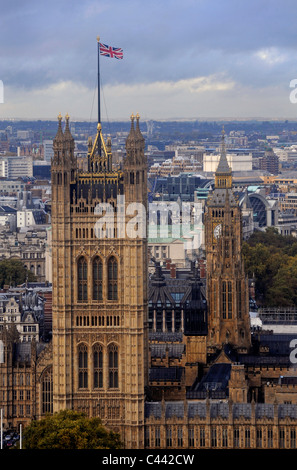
203 152 253 173
0 156 33 178
43 140 54 162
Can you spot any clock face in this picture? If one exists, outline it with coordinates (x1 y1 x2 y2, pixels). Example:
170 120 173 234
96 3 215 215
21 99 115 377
213 224 222 239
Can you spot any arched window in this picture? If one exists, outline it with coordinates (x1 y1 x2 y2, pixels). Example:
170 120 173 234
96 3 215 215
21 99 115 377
108 344 118 388
78 344 88 389
222 281 227 319
41 368 53 414
93 344 103 389
228 281 232 319
108 257 118 301
93 257 103 300
78 257 88 301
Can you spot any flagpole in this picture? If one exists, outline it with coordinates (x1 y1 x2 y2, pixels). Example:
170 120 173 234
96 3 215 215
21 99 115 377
97 36 101 158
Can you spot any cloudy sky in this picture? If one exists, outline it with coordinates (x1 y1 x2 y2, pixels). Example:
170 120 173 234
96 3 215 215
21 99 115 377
1 0 297 121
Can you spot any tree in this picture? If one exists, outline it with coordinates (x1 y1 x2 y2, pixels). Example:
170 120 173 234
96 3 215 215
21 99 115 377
242 228 297 307
22 410 123 449
0 258 36 288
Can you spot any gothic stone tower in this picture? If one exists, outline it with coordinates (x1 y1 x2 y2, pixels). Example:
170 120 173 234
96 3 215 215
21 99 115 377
204 129 251 354
51 113 148 449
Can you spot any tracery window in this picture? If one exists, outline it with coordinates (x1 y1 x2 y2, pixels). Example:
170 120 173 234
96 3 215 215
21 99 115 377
108 257 118 301
222 281 227 319
78 343 88 389
93 256 103 300
108 343 118 388
228 281 232 319
41 368 53 414
93 344 103 389
78 256 88 301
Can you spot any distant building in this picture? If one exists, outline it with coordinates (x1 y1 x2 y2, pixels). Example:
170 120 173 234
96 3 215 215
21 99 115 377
0 156 33 179
259 149 279 175
43 140 54 163
203 152 253 173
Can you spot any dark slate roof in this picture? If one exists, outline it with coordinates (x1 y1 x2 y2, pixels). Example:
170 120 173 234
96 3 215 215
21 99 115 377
13 342 47 362
0 205 17 213
192 363 231 393
145 401 297 421
233 403 252 419
239 355 290 365
258 334 296 355
149 367 184 382
150 343 185 359
149 332 183 343
278 404 297 419
145 402 162 419
255 404 274 419
165 402 184 419
188 402 207 419
210 402 229 418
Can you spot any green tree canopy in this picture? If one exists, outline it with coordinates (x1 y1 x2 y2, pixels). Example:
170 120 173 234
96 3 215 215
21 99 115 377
22 410 123 449
0 258 36 288
242 228 297 307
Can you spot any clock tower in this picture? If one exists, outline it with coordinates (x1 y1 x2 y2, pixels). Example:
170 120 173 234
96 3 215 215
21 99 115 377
205 128 251 354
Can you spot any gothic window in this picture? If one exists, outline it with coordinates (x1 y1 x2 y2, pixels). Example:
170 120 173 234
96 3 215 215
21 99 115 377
108 256 118 301
145 428 150 447
200 427 205 447
41 368 53 415
78 257 88 302
177 427 183 447
268 427 273 448
234 427 240 448
78 344 88 389
166 427 172 447
228 281 232 319
222 427 228 447
245 428 250 447
155 427 160 447
291 428 296 449
93 344 103 389
188 427 195 447
237 280 242 318
211 428 217 447
279 427 285 448
108 343 118 388
256 428 262 448
93 257 103 301
222 281 227 319
213 283 217 317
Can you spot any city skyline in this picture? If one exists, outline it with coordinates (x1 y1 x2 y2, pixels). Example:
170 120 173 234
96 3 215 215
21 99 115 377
1 0 297 121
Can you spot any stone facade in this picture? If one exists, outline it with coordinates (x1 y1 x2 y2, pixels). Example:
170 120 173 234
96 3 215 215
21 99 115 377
50 114 148 449
1 122 297 450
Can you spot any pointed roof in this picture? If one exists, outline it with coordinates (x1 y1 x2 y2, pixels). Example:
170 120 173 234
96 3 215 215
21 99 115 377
216 127 232 175
135 113 145 149
63 113 74 143
53 112 64 144
126 113 136 146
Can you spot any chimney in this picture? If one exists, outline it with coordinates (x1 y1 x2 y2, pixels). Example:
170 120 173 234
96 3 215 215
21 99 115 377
170 264 176 279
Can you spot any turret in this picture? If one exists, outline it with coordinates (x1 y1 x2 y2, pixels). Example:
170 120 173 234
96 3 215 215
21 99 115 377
124 113 147 206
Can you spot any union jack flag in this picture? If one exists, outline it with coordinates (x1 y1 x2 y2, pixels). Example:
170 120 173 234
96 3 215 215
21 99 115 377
99 43 123 59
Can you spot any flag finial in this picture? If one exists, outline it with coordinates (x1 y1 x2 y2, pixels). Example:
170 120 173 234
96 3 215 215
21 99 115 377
97 36 100 43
